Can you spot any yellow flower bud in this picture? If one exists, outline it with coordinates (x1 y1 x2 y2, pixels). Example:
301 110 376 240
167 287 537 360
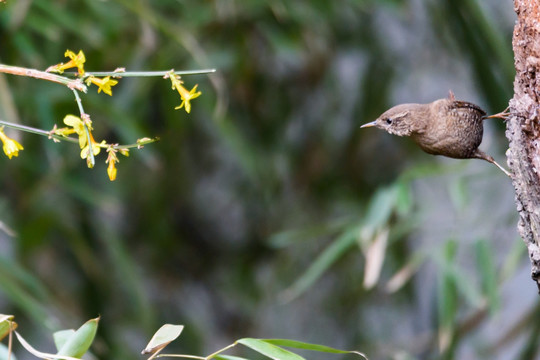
0 127 23 159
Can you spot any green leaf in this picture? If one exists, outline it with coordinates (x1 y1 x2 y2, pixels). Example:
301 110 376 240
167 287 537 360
268 218 350 248
434 241 483 308
437 267 456 352
0 315 15 342
262 339 367 358
15 331 80 360
237 338 305 360
363 186 397 229
53 330 75 352
448 177 468 211
363 228 389 289
500 238 527 281
447 265 483 308
281 226 358 301
141 324 184 355
395 180 413 216
213 356 249 360
443 239 458 261
385 252 425 293
437 241 459 341
56 317 99 358
475 239 499 313
0 261 49 325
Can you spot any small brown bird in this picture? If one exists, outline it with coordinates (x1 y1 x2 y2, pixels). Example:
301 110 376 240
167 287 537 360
361 92 510 176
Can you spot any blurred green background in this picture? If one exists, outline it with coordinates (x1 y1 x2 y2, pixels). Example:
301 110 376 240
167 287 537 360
0 1 533 359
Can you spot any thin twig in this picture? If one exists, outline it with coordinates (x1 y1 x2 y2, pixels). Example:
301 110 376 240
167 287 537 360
7 322 13 360
75 69 216 78
156 342 237 360
0 119 158 150
205 342 237 359
0 120 78 144
0 64 87 92
155 355 205 360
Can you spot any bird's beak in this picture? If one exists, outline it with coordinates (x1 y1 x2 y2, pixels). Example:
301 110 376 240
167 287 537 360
360 121 377 129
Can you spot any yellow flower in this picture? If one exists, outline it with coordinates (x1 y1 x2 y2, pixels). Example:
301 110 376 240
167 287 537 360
0 127 23 159
52 126 76 138
81 135 104 168
107 161 117 181
85 76 119 96
62 114 104 167
106 147 119 181
80 133 103 159
47 50 86 75
174 84 201 113
63 114 87 148
168 71 201 113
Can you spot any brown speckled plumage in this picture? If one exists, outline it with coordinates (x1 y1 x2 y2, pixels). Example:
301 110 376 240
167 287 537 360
361 92 510 176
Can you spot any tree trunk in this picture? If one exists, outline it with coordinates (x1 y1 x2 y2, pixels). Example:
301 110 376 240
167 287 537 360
508 0 540 291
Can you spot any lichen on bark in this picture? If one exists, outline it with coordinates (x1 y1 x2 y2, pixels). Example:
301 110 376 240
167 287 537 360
508 0 540 291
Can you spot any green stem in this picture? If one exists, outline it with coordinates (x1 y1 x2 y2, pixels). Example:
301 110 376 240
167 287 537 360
72 69 216 78
205 342 237 359
115 137 160 150
0 120 79 144
156 342 237 360
0 64 214 88
72 90 95 167
0 120 158 150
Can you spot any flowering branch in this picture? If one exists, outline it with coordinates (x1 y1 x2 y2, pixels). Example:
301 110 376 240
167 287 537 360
0 49 212 181
73 69 216 78
0 120 159 149
0 64 87 92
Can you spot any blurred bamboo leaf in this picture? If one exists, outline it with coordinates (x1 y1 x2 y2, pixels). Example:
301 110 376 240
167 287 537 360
500 238 527 281
282 179 421 298
363 228 389 289
268 217 351 248
398 162 455 183
475 239 499 313
280 225 358 301
385 252 425 293
363 185 398 232
433 241 484 308
395 180 413 216
390 352 417 360
437 240 458 353
0 258 49 301
430 0 513 108
448 177 469 211
0 259 49 324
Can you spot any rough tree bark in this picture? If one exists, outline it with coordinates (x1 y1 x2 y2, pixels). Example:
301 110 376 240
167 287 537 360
508 0 540 291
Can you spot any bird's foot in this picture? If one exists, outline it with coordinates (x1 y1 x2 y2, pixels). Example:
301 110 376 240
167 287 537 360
485 107 510 120
492 160 512 178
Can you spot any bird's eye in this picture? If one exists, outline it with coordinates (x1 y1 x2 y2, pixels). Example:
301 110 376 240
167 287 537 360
385 118 393 124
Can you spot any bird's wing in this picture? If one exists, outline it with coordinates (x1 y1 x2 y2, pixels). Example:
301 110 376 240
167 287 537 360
450 100 487 117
